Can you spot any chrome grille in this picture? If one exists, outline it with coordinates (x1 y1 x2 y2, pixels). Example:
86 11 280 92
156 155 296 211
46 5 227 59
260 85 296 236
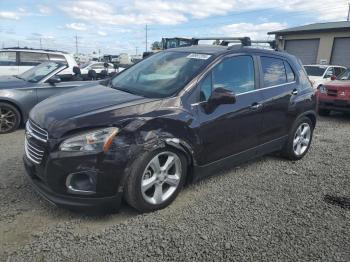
25 137 45 164
26 120 48 143
24 120 48 164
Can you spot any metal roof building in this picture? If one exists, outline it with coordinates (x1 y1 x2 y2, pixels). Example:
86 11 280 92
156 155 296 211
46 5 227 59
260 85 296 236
268 21 350 67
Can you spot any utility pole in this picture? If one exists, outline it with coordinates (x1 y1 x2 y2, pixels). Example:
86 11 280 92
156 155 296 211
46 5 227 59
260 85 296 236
136 46 138 56
347 3 350 21
75 34 79 54
39 38 42 49
145 24 148 52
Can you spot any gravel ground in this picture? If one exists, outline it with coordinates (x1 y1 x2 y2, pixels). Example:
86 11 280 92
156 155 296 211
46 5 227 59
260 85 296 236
0 114 350 262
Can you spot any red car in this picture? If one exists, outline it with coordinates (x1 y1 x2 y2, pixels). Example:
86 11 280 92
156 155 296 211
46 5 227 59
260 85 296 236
317 68 350 116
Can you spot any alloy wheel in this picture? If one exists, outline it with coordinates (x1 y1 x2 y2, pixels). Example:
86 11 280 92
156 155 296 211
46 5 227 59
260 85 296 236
141 152 182 205
0 106 17 133
293 123 311 156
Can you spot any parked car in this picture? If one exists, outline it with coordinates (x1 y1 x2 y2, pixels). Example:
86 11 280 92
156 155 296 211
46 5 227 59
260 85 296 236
23 46 316 212
79 62 125 78
304 65 346 89
0 48 77 81
317 68 350 116
0 61 97 133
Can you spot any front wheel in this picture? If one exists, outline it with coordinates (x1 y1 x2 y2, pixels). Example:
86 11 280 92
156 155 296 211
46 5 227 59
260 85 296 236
282 117 314 160
124 148 187 212
0 102 21 134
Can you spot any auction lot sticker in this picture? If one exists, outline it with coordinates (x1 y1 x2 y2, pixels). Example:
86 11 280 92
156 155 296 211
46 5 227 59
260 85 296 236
187 53 211 60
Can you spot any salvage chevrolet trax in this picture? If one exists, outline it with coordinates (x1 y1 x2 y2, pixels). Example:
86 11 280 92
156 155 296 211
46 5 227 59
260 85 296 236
23 46 316 212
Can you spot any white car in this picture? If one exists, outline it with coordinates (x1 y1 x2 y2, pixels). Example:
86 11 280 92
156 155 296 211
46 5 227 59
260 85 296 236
304 65 346 88
0 48 78 81
80 62 125 76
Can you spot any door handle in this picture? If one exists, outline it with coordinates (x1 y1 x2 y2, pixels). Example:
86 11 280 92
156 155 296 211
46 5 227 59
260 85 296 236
292 89 298 95
250 103 263 110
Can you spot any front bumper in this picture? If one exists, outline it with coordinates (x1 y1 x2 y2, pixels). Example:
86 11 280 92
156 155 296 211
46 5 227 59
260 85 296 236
23 154 124 211
318 99 350 112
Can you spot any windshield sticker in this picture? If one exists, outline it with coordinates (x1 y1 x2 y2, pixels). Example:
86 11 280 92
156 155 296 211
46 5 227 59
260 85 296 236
187 53 211 60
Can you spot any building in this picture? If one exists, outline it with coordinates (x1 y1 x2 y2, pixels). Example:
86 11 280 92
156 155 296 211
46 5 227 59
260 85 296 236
268 21 350 67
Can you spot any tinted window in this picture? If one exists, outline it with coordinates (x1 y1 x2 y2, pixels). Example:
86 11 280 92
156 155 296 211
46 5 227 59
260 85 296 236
334 67 344 76
0 51 17 66
20 52 49 66
199 74 212 102
304 66 326 77
48 54 67 64
212 56 255 94
337 69 350 80
324 67 334 78
111 51 210 98
284 62 295 82
261 57 286 87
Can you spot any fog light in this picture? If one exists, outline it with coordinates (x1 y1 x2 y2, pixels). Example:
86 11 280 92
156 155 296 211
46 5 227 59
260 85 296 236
66 171 97 195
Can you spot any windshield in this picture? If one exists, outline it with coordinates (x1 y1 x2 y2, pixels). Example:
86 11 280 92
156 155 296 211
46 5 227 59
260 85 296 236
336 68 350 80
18 62 63 83
111 51 212 98
304 66 326 77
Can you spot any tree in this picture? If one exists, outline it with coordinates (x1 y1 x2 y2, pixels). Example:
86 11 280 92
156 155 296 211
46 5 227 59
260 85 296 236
151 41 161 50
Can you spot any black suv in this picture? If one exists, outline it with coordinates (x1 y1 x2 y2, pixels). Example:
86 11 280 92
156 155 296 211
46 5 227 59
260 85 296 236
23 45 316 212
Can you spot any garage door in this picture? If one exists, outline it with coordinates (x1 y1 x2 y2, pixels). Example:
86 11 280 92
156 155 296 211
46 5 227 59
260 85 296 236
331 38 350 68
284 39 320 65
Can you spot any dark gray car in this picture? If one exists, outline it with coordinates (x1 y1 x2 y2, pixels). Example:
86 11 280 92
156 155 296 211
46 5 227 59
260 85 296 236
0 62 96 133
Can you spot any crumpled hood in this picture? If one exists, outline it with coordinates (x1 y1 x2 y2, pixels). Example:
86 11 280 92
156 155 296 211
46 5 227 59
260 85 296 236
0 75 29 89
30 84 161 138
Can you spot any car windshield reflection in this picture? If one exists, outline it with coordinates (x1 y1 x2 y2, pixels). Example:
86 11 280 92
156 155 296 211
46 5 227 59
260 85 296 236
18 62 64 83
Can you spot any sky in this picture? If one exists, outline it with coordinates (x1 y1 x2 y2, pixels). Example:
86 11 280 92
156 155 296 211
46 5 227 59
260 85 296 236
0 0 349 55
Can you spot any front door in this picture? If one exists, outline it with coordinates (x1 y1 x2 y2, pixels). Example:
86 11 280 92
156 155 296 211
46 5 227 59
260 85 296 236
196 55 264 164
36 80 95 103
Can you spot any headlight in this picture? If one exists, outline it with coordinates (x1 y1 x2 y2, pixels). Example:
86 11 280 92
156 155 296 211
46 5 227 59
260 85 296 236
59 127 119 153
319 85 327 94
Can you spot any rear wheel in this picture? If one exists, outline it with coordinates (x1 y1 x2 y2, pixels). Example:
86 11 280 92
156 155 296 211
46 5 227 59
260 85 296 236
124 148 187 212
282 117 313 160
0 102 21 134
318 108 330 116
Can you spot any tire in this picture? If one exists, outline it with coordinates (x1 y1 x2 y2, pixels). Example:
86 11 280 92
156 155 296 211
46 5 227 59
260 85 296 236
281 117 314 161
124 147 187 212
0 102 21 134
318 108 330 116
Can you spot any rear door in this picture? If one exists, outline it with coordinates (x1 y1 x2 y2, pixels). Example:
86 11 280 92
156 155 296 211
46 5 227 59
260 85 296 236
258 55 297 145
0 51 18 76
196 55 264 164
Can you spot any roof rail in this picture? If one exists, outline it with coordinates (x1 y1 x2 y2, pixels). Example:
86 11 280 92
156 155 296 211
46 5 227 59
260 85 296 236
191 37 252 47
2 47 69 54
226 39 278 50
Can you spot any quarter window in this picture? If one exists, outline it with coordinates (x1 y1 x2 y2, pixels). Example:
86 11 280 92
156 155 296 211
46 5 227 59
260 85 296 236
0 51 17 66
261 57 287 87
20 52 49 66
48 54 67 64
199 74 212 102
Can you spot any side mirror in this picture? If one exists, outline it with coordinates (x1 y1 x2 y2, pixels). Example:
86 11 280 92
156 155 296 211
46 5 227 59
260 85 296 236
205 87 236 113
47 75 61 85
330 75 336 81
